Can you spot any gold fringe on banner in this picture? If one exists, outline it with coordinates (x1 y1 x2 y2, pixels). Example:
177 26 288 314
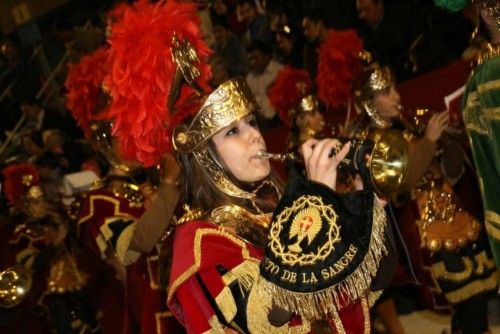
257 198 388 320
225 260 313 333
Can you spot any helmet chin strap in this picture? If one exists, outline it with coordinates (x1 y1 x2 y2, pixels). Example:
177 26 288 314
364 101 392 129
250 179 281 215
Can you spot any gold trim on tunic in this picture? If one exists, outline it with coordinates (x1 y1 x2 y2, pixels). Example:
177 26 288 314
485 221 500 241
214 286 237 323
477 79 500 94
167 227 260 302
155 311 174 334
485 210 500 228
443 271 499 304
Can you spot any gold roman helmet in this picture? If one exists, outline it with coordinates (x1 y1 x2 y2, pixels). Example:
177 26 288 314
268 67 318 134
173 78 260 199
353 65 395 128
475 0 500 30
293 78 317 119
290 94 320 148
296 94 318 118
289 94 320 136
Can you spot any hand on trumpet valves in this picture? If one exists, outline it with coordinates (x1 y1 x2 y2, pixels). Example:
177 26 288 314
301 138 351 191
425 110 449 142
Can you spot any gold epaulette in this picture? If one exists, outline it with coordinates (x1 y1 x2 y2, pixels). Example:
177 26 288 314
210 205 271 247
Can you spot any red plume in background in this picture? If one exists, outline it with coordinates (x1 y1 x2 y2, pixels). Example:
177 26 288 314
316 30 364 108
103 0 212 167
106 2 129 23
268 66 312 127
65 47 109 138
2 163 40 207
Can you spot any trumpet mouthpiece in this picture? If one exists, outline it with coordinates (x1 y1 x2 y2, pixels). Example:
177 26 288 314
257 150 271 158
257 150 297 162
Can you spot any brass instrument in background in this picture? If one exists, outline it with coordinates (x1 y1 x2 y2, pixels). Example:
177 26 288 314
0 266 33 308
399 108 431 138
258 129 409 196
399 107 462 141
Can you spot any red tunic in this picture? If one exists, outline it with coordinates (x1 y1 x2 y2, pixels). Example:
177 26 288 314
168 220 371 334
78 186 183 334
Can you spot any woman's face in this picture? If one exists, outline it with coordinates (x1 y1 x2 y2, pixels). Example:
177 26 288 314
372 85 401 121
302 110 325 133
302 18 322 43
212 114 270 183
26 198 50 219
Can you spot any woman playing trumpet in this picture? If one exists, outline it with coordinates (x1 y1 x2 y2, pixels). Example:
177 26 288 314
167 77 390 333
347 64 448 334
350 64 498 334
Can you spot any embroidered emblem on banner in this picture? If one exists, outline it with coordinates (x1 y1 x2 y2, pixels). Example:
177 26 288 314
269 195 341 266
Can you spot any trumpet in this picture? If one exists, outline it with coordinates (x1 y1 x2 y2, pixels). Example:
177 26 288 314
0 266 33 308
258 144 352 164
258 129 409 196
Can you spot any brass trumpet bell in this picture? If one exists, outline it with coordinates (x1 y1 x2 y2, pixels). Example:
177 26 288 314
367 129 409 196
257 129 409 196
0 266 33 308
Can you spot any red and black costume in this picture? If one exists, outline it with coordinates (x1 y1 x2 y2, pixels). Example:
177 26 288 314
78 175 183 334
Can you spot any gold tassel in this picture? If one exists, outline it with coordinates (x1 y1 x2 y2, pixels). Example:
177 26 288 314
227 260 260 293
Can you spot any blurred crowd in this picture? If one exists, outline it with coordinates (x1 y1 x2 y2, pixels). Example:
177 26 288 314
0 0 498 333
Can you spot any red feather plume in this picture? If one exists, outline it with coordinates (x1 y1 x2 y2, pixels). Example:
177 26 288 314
102 0 212 167
169 85 204 131
106 2 129 23
2 163 40 207
316 30 364 108
268 66 312 127
65 47 109 138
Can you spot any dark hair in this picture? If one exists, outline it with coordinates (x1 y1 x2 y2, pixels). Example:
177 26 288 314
51 18 72 32
237 0 256 8
34 151 60 169
347 110 372 137
210 13 231 30
303 8 327 25
20 98 43 108
22 130 44 148
478 12 493 42
247 40 273 55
